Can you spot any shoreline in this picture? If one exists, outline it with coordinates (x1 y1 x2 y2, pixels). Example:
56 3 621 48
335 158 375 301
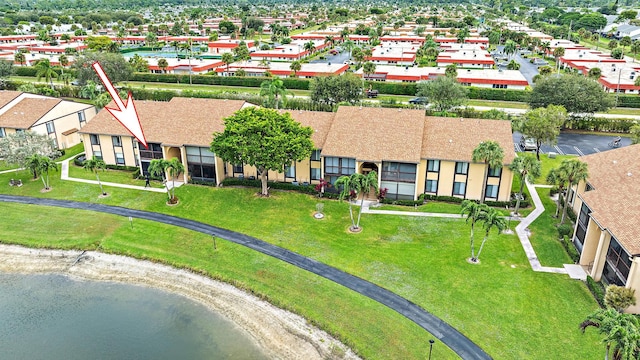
0 244 359 360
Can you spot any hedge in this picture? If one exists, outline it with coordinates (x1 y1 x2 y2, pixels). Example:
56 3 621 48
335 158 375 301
130 73 312 90
586 276 606 308
561 235 580 263
564 117 637 133
466 87 530 102
14 66 76 78
616 95 640 109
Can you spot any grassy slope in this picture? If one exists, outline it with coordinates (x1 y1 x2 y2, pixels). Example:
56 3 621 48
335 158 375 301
0 168 602 359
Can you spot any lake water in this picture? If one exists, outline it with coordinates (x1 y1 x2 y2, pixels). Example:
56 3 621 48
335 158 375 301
0 273 267 360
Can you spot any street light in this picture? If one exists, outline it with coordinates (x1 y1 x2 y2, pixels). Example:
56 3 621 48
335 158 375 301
428 339 435 360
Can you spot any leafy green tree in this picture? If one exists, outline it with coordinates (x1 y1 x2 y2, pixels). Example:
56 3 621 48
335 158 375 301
519 105 567 160
630 124 640 144
581 308 640 360
34 59 58 89
507 60 520 70
211 107 314 196
552 47 565 63
509 155 541 215
83 156 107 196
362 61 376 80
475 207 506 262
128 54 149 72
588 67 602 79
145 32 158 50
290 60 302 76
620 36 632 49
221 52 234 74
461 200 489 262
0 60 13 79
575 13 607 32
557 159 588 224
529 74 613 115
457 27 470 44
445 64 458 78
148 157 184 203
157 58 169 73
611 48 624 60
0 131 59 172
472 141 504 204
605 285 637 313
630 41 640 63
416 75 467 112
259 78 291 109
310 73 363 106
609 40 619 51
85 35 114 51
72 52 133 86
14 52 25 66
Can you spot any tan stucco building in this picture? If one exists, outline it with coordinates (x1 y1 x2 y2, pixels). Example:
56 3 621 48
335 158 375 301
79 98 516 202
569 144 640 313
0 90 97 150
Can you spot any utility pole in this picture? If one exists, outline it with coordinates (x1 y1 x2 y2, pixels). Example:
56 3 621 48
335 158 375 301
615 67 623 108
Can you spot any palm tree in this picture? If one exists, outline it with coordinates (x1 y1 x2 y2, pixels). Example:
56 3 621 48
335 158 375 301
259 78 291 109
34 59 58 89
630 40 640 63
335 173 359 230
475 207 506 262
58 54 69 74
581 308 640 360
342 39 355 59
149 158 184 203
362 61 376 82
506 60 520 70
83 156 107 196
503 40 517 59
37 155 57 191
25 153 43 179
355 171 378 229
546 167 567 218
472 141 504 204
324 35 335 47
158 58 169 73
509 155 541 216
289 60 302 77
14 52 25 66
303 40 315 56
588 67 602 79
445 64 458 78
461 200 489 262
221 52 234 74
558 159 588 224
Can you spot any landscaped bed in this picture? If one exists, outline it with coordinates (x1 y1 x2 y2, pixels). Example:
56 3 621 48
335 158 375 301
0 168 601 359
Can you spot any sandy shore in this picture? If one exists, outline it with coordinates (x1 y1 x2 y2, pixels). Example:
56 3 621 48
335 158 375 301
0 244 360 360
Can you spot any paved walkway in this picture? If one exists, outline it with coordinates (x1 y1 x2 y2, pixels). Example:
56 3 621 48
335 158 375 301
60 158 167 193
0 194 492 360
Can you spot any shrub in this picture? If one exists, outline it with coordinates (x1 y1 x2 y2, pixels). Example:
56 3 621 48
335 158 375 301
564 116 636 133
557 224 574 239
73 154 86 166
562 235 580 263
586 276 606 308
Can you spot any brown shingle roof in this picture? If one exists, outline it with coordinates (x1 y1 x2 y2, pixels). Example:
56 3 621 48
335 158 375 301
80 98 246 147
283 109 335 148
322 106 426 163
0 97 61 129
421 117 516 164
0 91 21 109
579 144 640 255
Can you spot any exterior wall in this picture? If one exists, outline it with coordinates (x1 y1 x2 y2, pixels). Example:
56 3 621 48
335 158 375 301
497 168 513 202
416 160 427 195
465 163 486 200
625 259 640 314
579 218 604 269
31 105 96 149
81 133 137 167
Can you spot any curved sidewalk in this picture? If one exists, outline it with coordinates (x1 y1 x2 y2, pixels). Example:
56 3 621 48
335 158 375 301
0 194 491 360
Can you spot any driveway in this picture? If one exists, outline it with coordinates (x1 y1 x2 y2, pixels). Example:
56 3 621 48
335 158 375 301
513 131 632 156
310 49 351 65
495 45 539 84
0 194 492 360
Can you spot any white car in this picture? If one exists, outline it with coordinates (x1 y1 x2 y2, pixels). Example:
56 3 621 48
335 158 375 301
520 136 537 151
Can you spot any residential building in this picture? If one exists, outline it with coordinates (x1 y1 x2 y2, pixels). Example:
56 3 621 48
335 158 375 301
569 145 640 313
80 99 515 202
437 49 495 68
216 60 348 78
0 91 97 149
208 39 256 55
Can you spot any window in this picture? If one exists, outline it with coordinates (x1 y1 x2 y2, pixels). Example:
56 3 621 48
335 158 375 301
427 160 440 172
492 84 508 89
78 111 86 125
578 203 591 227
425 179 438 193
115 152 125 165
485 184 498 199
285 164 295 178
93 150 103 160
324 157 355 183
453 181 466 196
0 127 5 138
233 164 243 173
488 166 501 177
455 162 468 175
381 162 416 182
585 183 594 192
139 143 163 160
90 134 100 145
112 136 122 147
311 149 321 161
186 147 215 164
311 168 321 180
45 121 54 134
605 238 632 285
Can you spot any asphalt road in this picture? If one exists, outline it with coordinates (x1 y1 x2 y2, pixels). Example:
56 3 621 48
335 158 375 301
495 45 540 84
0 195 492 360
310 48 351 65
513 131 632 156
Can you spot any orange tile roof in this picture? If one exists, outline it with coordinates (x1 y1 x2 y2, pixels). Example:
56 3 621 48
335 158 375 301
579 144 640 255
322 106 426 163
282 109 335 149
421 117 516 164
0 97 61 129
79 98 247 147
0 90 21 109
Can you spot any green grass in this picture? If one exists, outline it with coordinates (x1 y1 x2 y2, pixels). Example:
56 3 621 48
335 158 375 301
0 168 602 359
67 164 164 188
55 143 85 162
0 160 18 172
466 99 529 109
377 201 532 217
539 154 578 184
527 187 574 268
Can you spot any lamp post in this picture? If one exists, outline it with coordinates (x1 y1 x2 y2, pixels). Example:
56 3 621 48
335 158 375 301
615 66 623 108
428 339 435 360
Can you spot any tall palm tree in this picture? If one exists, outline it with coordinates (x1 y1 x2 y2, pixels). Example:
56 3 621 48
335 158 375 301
158 58 169 73
289 60 302 77
303 40 315 56
509 155 541 215
558 159 588 224
546 167 567 218
581 307 640 360
84 156 107 196
259 78 291 109
362 61 376 82
34 59 58 89
221 52 234 74
58 54 69 74
324 35 335 47
355 171 378 229
335 173 360 230
630 40 640 63
37 155 57 191
14 52 25 66
472 141 504 204
461 200 489 261
503 40 517 59
149 158 184 203
25 153 42 179
475 207 506 262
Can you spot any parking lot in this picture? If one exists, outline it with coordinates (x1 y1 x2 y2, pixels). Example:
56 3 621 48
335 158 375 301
513 131 632 156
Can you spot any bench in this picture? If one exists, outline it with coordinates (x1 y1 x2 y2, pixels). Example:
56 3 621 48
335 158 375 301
9 179 22 187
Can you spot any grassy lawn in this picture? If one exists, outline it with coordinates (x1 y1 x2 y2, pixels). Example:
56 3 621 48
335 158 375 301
377 201 532 217
466 99 529 109
67 163 164 189
527 187 574 268
0 168 602 359
539 154 577 184
56 143 85 162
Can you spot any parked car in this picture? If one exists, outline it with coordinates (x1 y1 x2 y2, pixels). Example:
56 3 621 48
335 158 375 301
408 97 427 105
520 136 537 151
329 49 339 55
365 89 379 98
